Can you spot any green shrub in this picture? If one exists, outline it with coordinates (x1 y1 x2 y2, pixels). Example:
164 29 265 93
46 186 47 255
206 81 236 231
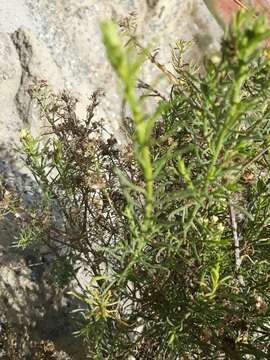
19 11 270 359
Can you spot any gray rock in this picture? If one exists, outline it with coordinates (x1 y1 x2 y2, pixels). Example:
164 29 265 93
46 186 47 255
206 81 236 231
12 27 64 137
0 33 22 146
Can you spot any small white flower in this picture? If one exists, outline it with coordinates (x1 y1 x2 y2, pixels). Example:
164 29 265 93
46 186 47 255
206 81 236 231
212 215 219 224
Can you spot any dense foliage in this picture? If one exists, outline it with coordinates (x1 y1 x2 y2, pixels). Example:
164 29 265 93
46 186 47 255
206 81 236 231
19 11 270 359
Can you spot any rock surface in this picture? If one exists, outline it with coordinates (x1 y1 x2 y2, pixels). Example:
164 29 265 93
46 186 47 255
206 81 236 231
0 1 222 358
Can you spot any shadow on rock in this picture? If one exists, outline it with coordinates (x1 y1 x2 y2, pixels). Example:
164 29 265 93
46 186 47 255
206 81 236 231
0 147 87 360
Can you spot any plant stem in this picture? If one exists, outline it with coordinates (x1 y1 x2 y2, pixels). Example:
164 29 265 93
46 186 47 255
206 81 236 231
206 66 247 184
124 83 153 231
229 200 245 286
